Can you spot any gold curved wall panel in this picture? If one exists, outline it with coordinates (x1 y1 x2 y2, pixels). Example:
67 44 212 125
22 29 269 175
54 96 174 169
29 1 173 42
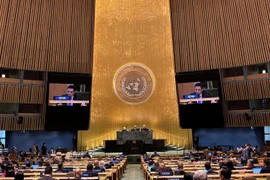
171 0 270 72
0 0 95 73
79 0 192 149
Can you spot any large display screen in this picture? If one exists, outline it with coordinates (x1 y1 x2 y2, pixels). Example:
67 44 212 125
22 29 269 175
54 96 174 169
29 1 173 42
178 81 220 105
48 83 90 106
176 70 224 128
45 73 91 131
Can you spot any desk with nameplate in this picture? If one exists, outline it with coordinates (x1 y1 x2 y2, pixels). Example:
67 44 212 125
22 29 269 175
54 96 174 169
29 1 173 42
116 131 153 145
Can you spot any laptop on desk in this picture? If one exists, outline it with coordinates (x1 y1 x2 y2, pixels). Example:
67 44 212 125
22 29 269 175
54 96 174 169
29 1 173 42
253 167 262 174
64 168 73 172
31 165 39 169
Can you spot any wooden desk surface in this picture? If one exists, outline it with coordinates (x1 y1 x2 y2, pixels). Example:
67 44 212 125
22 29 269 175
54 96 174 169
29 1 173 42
150 173 270 180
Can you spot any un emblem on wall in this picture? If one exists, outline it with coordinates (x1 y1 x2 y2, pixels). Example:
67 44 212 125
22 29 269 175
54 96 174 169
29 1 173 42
113 64 155 104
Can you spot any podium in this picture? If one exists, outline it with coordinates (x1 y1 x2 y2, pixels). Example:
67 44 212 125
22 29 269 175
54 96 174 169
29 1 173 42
117 131 153 155
116 131 153 145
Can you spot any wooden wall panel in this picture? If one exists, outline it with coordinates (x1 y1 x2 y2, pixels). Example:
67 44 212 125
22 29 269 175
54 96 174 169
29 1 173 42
0 0 94 74
0 116 43 130
225 113 270 127
0 84 44 104
171 0 270 72
222 79 270 101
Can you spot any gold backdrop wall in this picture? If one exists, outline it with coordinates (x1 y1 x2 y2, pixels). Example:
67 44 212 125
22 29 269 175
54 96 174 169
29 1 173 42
78 0 192 149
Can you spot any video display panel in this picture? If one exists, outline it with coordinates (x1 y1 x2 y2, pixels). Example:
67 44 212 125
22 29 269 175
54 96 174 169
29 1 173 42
48 83 90 106
176 70 224 128
45 73 91 131
178 81 220 105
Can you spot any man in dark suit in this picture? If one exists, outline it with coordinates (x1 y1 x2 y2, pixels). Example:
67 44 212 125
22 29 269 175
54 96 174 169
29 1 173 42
73 135 77 151
38 166 57 180
220 167 231 180
82 163 94 177
141 125 149 131
260 159 270 173
54 163 68 173
188 83 216 104
205 162 218 174
131 125 140 131
193 133 199 150
58 85 86 106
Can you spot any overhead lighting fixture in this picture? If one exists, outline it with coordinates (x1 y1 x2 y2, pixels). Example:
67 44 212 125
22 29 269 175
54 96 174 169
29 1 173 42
1 74 6 78
262 70 266 74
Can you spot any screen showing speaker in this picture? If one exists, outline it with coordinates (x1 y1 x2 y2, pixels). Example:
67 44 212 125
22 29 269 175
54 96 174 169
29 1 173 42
176 70 224 128
45 72 91 130
178 81 220 105
48 83 90 107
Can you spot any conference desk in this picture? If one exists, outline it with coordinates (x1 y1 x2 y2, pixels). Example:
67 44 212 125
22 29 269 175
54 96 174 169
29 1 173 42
48 100 89 106
179 97 219 103
117 131 153 145
49 100 89 104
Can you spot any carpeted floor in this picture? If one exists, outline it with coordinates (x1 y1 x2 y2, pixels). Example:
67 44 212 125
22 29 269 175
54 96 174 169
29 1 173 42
121 164 144 180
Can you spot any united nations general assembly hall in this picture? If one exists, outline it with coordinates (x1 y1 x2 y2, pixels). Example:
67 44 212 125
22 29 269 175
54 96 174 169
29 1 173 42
0 1 270 180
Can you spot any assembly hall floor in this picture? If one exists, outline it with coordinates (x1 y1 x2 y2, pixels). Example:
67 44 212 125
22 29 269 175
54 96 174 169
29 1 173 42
121 164 144 180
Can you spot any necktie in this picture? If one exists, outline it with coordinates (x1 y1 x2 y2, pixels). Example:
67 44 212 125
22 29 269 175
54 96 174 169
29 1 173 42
68 97 73 106
197 94 203 104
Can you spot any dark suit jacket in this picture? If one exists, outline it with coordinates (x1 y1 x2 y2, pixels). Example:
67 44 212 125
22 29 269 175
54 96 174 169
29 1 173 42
62 94 81 100
93 167 105 172
206 169 218 174
141 128 149 131
193 136 199 146
59 94 82 106
174 170 185 175
190 91 211 98
131 128 140 131
189 91 212 104
150 166 159 172
54 168 68 173
260 166 270 173
38 175 58 180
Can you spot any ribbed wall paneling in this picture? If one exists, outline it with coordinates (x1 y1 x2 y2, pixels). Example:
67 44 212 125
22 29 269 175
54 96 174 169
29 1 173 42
222 79 270 101
0 0 95 73
0 84 44 104
225 113 270 127
0 116 42 130
171 0 270 72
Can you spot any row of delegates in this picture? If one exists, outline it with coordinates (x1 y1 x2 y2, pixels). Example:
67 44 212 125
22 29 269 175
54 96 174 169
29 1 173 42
1 162 24 178
122 125 150 131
